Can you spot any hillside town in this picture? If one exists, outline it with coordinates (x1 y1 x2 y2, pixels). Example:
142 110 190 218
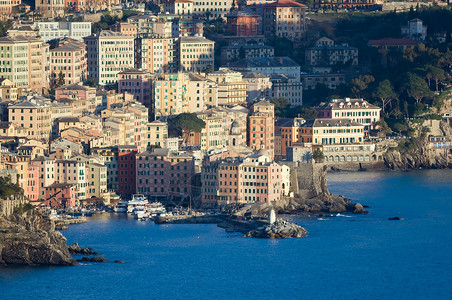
0 0 450 211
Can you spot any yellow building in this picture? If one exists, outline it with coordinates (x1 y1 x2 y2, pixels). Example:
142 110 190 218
146 120 168 148
35 0 64 18
206 68 247 106
0 78 18 102
299 119 365 145
8 99 52 141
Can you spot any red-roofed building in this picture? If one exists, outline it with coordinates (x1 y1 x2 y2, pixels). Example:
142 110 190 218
368 38 419 50
262 0 307 41
117 145 137 197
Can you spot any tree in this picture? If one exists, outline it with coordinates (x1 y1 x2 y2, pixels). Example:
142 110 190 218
425 65 446 92
372 79 397 114
168 113 206 144
404 73 431 104
312 148 324 163
298 107 318 119
57 71 65 87
375 119 392 135
351 75 375 98
270 97 290 117
393 123 408 135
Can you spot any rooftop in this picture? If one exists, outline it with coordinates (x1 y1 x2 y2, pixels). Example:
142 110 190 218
225 56 300 68
368 38 419 46
263 0 307 8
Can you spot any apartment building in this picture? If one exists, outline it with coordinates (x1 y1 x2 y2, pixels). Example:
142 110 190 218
401 18 427 41
117 145 137 197
118 68 154 110
262 0 307 41
0 0 21 20
316 98 381 134
298 118 365 145
220 43 274 64
135 36 175 74
206 68 247 105
301 72 345 90
226 11 260 37
186 72 215 112
189 106 247 153
136 148 195 200
305 37 358 67
192 0 235 18
201 152 286 207
35 0 64 18
55 83 96 117
85 30 135 85
0 36 50 92
270 74 303 106
153 73 190 117
36 22 92 42
164 0 194 15
225 56 301 81
50 39 87 87
0 78 18 102
247 100 275 159
275 117 305 157
8 99 52 141
242 72 272 103
176 36 214 72
146 120 168 148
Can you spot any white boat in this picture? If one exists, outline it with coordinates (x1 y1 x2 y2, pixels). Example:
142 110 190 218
114 201 129 213
132 206 149 219
127 194 149 213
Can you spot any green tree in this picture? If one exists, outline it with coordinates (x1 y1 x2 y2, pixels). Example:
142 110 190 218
57 71 65 87
169 113 206 143
351 75 375 98
375 119 392 135
372 79 397 114
312 148 324 163
425 65 446 92
404 73 431 104
270 97 290 117
393 123 408 135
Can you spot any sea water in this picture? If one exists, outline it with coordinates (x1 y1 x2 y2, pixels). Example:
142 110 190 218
1 169 452 299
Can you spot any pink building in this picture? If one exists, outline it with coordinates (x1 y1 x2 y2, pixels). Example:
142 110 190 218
50 38 87 87
136 148 195 201
118 68 154 111
45 183 77 208
27 164 40 203
55 83 96 101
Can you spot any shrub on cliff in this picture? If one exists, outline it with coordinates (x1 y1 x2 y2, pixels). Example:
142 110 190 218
0 176 24 199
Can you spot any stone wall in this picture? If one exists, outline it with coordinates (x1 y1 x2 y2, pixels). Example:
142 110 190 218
0 196 29 218
282 162 327 199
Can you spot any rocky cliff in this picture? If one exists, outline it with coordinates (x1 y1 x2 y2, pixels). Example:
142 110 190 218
0 211 77 266
384 121 451 170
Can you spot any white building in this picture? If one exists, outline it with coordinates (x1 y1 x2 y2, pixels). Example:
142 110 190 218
85 30 135 85
401 18 427 41
36 22 92 42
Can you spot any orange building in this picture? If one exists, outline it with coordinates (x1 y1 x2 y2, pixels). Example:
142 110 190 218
247 100 275 159
50 39 87 87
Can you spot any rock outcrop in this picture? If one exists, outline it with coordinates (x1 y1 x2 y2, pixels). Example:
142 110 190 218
245 219 307 239
0 211 77 266
384 120 451 170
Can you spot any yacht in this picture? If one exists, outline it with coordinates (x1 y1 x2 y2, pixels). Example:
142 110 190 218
113 200 129 213
127 194 149 213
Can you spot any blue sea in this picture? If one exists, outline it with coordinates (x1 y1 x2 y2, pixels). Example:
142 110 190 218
1 169 452 299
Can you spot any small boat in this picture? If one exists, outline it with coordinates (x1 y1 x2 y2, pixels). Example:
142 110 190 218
132 206 149 219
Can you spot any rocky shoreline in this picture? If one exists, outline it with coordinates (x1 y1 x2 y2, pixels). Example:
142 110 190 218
0 211 77 266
